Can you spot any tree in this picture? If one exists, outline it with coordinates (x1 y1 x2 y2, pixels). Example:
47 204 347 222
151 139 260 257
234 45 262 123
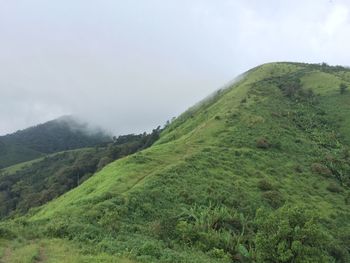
340 83 348 94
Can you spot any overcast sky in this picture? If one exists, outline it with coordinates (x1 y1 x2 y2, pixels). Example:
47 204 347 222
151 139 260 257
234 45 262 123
0 0 349 135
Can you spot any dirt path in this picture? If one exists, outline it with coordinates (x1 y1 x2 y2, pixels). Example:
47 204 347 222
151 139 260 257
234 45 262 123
0 247 12 263
34 244 47 263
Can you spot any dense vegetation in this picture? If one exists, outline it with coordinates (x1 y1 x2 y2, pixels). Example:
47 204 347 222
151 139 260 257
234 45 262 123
0 127 162 219
1 62 350 262
0 116 111 168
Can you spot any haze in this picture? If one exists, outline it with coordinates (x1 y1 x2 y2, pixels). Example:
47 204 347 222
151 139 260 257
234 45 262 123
1 0 349 135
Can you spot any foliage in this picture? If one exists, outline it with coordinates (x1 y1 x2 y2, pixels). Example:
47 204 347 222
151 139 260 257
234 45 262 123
257 179 274 191
255 205 331 263
256 138 270 149
340 83 348 94
1 62 350 262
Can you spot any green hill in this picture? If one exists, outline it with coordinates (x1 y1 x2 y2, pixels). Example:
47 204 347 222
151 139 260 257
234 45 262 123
1 62 350 262
0 116 112 168
0 129 161 220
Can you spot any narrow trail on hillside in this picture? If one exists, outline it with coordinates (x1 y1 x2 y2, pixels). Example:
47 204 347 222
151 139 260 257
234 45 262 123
34 243 47 263
0 247 12 263
32 241 47 263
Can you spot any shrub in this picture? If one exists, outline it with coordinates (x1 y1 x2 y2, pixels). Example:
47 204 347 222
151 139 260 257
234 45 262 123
44 219 70 238
271 112 281 117
255 205 332 263
294 165 303 173
261 191 284 208
326 182 343 193
0 226 16 239
257 179 274 191
346 192 350 205
151 216 178 240
175 205 253 259
311 163 332 176
340 83 348 94
256 138 270 149
207 248 231 260
138 241 162 259
97 209 121 233
328 239 350 262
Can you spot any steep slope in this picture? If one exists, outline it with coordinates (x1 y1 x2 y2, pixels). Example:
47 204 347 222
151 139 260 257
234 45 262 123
2 62 350 262
0 116 111 168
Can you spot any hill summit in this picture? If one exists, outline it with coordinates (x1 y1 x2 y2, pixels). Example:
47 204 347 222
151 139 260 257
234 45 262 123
1 62 350 262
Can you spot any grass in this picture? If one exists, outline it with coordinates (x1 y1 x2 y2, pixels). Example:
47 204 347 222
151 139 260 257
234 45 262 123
1 148 94 175
2 62 350 262
0 239 136 263
1 158 45 175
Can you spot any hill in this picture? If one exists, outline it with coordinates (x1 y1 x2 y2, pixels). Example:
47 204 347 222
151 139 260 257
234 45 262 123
0 128 161 219
0 116 111 168
1 62 350 262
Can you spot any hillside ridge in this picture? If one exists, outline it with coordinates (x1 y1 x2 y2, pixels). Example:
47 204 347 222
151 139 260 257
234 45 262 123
1 62 350 262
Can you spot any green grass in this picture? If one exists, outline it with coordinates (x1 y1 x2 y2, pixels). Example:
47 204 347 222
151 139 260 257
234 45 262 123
1 158 45 175
0 239 136 263
1 148 94 175
2 62 350 262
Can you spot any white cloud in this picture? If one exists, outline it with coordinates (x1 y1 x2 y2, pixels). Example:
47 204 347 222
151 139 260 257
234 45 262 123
0 0 349 135
324 4 349 36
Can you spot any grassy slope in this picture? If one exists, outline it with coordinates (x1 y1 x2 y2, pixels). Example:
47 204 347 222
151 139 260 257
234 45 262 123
1 158 45 175
1 148 93 175
0 239 135 263
2 62 350 262
0 144 43 170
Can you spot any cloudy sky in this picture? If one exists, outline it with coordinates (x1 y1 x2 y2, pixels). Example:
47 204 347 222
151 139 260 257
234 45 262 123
0 0 349 135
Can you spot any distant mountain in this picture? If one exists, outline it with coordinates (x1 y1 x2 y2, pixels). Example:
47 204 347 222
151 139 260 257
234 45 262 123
0 116 112 168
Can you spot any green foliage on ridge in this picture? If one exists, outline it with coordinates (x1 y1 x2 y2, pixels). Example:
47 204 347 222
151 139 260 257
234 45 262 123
1 62 350 262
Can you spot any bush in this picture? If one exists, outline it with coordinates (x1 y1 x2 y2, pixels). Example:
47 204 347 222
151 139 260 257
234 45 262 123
311 163 332 176
257 179 274 191
261 190 284 208
138 241 162 259
328 239 350 262
346 192 350 205
207 248 231 260
175 205 253 259
326 182 343 193
340 83 348 94
294 165 303 173
255 205 332 263
256 138 270 149
0 226 16 239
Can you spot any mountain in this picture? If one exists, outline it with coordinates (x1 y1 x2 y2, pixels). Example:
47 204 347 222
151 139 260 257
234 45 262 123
1 62 350 262
0 116 112 168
